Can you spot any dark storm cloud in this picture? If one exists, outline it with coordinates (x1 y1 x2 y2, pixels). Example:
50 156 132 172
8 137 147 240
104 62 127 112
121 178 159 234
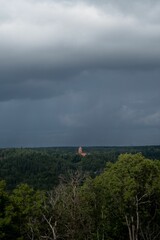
1 0 160 100
0 0 160 146
1 72 160 147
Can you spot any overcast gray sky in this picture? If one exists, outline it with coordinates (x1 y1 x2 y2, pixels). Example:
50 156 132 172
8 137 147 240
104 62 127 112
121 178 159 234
0 0 160 147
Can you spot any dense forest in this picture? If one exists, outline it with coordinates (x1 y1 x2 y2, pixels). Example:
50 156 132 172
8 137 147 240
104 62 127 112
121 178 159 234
0 146 160 190
1 147 160 239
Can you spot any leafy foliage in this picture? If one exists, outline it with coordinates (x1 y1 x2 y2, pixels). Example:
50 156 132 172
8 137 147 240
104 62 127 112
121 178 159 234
1 151 160 239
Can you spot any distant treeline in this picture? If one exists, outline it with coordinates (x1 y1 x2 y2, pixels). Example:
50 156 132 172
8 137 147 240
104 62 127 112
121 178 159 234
0 146 160 190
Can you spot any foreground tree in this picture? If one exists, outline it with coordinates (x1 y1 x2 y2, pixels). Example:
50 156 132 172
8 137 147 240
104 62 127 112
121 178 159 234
8 184 44 240
94 153 160 240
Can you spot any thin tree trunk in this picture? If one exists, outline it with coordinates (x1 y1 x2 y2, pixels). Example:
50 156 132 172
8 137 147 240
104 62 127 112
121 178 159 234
125 215 133 240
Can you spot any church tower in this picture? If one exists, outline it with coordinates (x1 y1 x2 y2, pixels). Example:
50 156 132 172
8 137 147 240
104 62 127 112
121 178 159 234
77 147 87 157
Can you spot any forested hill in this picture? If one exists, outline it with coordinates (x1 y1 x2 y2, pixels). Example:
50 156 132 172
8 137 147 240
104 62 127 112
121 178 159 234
1 153 160 240
0 145 160 190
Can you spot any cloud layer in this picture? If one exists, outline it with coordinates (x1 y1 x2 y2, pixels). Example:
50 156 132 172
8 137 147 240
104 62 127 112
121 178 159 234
0 0 160 146
1 0 160 99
